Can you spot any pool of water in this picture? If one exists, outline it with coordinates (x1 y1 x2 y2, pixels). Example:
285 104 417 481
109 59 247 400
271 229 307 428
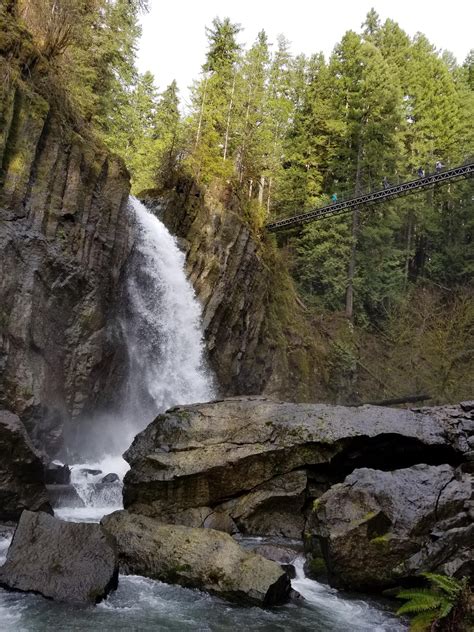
0 459 407 632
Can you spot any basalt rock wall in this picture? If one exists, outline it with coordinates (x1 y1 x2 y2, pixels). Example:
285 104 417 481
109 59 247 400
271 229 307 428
142 181 328 401
0 15 133 454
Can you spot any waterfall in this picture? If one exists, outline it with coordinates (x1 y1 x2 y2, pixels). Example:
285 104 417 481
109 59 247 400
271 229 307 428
63 196 215 508
123 196 215 421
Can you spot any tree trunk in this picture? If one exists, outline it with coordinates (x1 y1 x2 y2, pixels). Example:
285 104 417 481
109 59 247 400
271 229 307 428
248 179 253 199
258 175 265 205
266 177 272 213
223 72 236 161
345 138 364 321
195 75 208 149
404 212 413 288
345 208 359 321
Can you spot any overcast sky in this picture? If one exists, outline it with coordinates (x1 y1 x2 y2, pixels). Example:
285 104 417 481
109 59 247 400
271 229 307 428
137 0 473 106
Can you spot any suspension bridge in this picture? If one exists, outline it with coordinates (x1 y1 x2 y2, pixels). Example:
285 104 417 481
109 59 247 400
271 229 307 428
266 160 474 233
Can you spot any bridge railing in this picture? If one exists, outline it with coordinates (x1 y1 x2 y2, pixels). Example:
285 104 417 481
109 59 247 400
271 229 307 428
266 158 474 233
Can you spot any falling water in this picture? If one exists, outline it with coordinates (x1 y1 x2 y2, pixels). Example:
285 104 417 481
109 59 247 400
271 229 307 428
62 196 216 513
119 196 215 438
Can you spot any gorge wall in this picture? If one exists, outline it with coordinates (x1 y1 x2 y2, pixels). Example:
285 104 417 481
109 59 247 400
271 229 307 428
0 14 133 454
0 9 327 457
144 180 328 402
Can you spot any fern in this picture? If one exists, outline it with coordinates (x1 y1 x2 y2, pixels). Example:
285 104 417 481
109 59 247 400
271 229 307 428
421 573 462 598
395 573 468 632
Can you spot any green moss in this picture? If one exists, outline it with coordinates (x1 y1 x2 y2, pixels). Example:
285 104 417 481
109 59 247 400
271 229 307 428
0 309 9 331
312 498 323 511
307 556 327 577
370 534 390 546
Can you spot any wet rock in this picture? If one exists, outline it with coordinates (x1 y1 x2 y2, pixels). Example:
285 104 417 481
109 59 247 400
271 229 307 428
0 511 118 603
309 464 473 590
123 398 464 534
253 544 298 566
0 410 52 521
221 471 307 539
101 510 291 606
101 473 120 484
45 463 71 485
80 469 102 477
47 484 85 509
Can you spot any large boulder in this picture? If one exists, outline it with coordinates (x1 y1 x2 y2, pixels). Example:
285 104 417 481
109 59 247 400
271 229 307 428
0 409 52 521
122 398 466 535
309 464 473 590
101 510 291 606
0 511 118 603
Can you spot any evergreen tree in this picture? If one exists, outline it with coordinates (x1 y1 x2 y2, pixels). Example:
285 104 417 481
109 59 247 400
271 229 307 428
187 17 242 182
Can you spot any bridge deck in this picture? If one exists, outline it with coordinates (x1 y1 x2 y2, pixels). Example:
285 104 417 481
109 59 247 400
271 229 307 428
266 162 474 233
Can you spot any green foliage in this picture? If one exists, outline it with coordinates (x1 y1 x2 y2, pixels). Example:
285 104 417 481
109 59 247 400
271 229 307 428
396 573 470 632
15 4 473 390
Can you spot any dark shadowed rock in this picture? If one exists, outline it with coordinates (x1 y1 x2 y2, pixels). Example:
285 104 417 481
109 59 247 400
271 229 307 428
101 510 291 606
309 464 473 590
0 511 118 603
80 469 102 477
45 463 71 485
47 484 85 509
0 410 52 521
101 473 120 484
122 398 466 534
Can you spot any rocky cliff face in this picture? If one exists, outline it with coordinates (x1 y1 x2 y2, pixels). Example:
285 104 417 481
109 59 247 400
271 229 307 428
0 17 133 454
143 181 327 401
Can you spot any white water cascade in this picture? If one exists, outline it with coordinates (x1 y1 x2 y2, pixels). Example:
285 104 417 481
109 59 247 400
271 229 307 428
62 196 216 517
122 196 215 422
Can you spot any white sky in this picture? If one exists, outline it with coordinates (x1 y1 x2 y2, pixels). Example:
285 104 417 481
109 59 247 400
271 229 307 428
137 0 473 106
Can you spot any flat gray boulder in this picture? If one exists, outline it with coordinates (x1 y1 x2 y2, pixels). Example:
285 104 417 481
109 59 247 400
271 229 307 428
101 510 291 606
0 410 52 521
122 397 466 535
309 464 473 590
0 511 119 603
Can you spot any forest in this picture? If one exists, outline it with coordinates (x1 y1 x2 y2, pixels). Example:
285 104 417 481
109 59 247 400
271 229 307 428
6 0 474 403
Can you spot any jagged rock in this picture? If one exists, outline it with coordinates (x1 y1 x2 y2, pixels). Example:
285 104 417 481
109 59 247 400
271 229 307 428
0 511 118 603
101 510 291 606
46 484 85 509
309 464 473 590
101 473 120 484
0 409 52 521
123 398 465 534
0 17 133 455
45 463 71 485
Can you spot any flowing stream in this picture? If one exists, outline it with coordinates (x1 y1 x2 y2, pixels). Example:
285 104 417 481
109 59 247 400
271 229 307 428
0 199 407 631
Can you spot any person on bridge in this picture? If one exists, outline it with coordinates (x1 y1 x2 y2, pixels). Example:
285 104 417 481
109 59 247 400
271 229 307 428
417 167 425 178
383 176 390 189
435 161 444 173
331 193 338 203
